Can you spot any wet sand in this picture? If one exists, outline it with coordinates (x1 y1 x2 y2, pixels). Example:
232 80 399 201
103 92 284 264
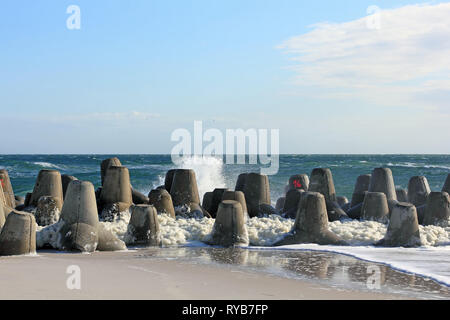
0 247 448 299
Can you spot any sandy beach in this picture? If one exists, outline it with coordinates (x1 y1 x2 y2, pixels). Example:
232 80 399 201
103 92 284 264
1 247 445 300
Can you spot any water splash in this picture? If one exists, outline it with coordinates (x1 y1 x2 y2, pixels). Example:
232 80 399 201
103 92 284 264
177 156 227 200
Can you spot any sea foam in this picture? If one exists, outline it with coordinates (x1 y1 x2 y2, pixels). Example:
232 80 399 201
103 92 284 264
96 212 450 248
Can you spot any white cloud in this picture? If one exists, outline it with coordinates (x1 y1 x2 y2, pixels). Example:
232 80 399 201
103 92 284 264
278 3 450 111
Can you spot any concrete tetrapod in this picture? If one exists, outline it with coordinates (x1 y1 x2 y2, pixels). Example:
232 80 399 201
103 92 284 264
443 174 450 194
243 173 271 218
377 202 421 247
0 204 6 229
131 188 149 205
0 169 16 209
0 184 6 208
337 196 349 208
164 169 177 192
100 157 122 186
35 196 61 226
170 169 200 207
29 170 64 210
222 191 248 217
396 189 409 203
15 196 24 208
422 192 450 227
274 192 348 246
0 210 36 256
205 200 249 247
59 180 99 252
99 166 133 219
283 189 304 219
148 188 175 218
275 197 286 212
407 176 431 207
350 174 372 207
308 168 348 221
126 205 161 246
202 192 214 214
415 204 427 225
361 192 389 223
347 174 371 219
368 168 397 201
207 188 230 218
287 174 309 191
61 175 78 199
97 223 127 251
235 173 248 192
189 202 212 218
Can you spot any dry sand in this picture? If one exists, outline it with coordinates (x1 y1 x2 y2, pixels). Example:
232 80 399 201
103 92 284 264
0 249 414 300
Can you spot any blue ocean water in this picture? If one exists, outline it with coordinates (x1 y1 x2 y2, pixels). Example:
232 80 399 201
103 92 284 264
0 154 449 203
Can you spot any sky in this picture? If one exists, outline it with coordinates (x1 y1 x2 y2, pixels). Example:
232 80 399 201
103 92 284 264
0 0 449 154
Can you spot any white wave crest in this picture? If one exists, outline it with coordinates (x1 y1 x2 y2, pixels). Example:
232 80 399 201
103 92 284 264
33 162 63 170
177 156 227 200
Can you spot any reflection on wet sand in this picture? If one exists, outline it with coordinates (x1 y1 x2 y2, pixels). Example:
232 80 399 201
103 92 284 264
134 246 450 299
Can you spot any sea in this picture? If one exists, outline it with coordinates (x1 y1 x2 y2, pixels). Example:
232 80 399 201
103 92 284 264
0 154 449 295
1 154 449 200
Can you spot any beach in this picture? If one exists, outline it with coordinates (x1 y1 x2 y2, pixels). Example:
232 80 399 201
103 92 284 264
1 247 448 300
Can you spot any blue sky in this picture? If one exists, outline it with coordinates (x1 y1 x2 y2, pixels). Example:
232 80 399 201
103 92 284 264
0 0 449 154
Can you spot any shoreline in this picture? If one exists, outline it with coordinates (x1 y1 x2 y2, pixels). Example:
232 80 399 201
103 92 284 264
0 247 447 300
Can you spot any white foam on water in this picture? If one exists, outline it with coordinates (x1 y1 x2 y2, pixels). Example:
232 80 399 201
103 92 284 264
387 162 450 170
32 162 63 170
247 215 294 246
254 244 450 287
36 220 65 249
177 156 227 200
100 210 133 241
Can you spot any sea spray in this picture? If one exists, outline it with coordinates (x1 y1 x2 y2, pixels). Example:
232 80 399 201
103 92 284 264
177 156 227 200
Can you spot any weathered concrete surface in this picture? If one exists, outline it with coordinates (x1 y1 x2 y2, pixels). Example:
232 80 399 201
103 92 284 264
408 176 431 207
148 189 175 218
29 170 63 210
423 192 450 227
170 169 200 207
100 166 133 214
243 173 271 218
309 168 348 221
274 192 348 246
61 175 78 199
361 192 389 223
35 196 61 226
126 205 161 246
283 189 304 219
97 223 127 251
101 157 122 186
275 197 286 212
206 200 248 247
377 202 421 248
0 169 16 209
132 188 149 205
288 174 310 191
222 190 248 216
234 173 248 192
0 210 36 256
350 174 371 208
59 180 99 252
368 168 397 201
396 189 408 203
164 169 177 192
